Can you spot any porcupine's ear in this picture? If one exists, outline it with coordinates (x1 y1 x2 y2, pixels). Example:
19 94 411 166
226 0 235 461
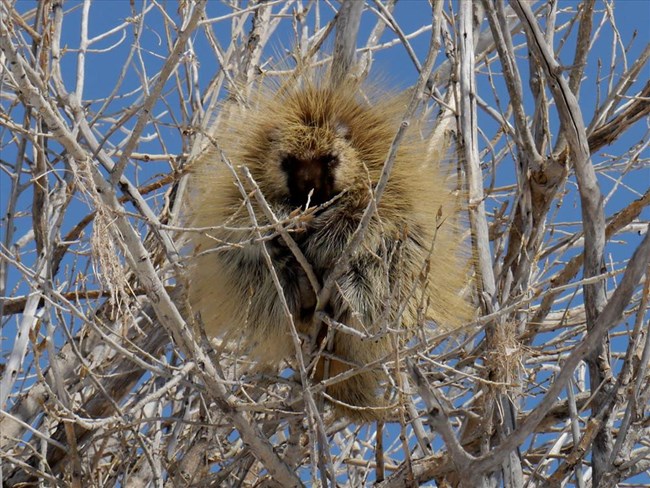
265 125 282 144
333 119 351 140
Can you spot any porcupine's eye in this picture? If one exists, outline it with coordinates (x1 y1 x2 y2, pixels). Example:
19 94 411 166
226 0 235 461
281 154 340 208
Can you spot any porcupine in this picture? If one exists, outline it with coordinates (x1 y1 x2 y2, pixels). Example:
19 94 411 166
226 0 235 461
184 73 474 421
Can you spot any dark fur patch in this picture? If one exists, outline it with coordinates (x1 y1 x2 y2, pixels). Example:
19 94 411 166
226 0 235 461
282 154 339 207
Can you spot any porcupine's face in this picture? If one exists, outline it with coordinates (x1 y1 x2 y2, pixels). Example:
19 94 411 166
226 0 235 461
272 120 355 209
280 152 338 208
248 85 366 211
